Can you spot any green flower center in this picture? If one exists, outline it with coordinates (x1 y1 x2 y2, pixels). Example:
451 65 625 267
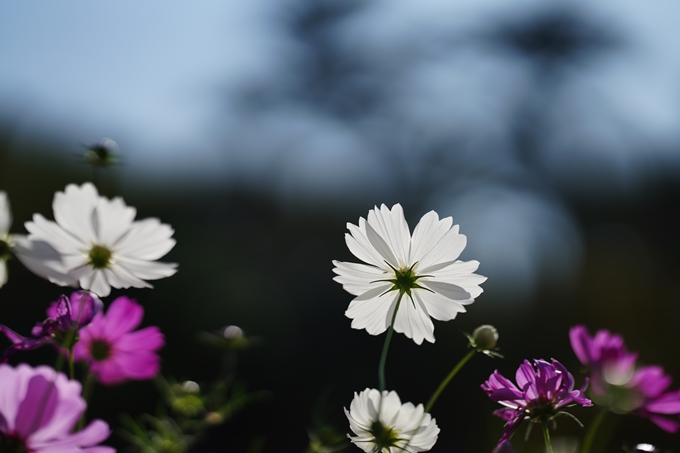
384 262 429 299
88 245 112 269
90 339 112 361
591 384 644 414
0 238 11 260
369 420 401 452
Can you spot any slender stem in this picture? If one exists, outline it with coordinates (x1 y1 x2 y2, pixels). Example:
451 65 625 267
425 348 476 412
54 350 65 372
541 419 554 453
68 346 75 380
580 408 607 453
77 372 96 430
378 292 404 392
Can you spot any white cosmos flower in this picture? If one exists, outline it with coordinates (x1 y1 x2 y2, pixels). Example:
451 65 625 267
17 183 177 297
345 388 439 453
332 204 485 345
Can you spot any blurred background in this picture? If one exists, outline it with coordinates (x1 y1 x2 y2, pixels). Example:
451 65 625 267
1 1 680 452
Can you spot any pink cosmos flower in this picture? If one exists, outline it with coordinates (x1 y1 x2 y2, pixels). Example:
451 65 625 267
0 363 114 453
73 296 164 385
482 359 591 447
570 325 680 432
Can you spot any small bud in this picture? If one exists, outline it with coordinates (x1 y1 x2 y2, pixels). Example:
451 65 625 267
204 411 224 425
471 325 499 351
222 325 244 340
181 380 200 393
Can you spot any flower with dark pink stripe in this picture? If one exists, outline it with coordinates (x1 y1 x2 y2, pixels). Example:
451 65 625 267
482 359 591 447
570 325 680 432
0 363 114 453
74 296 164 385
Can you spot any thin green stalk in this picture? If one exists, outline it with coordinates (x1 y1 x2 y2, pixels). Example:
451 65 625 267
425 348 476 412
77 372 96 430
68 347 75 380
580 408 608 453
378 292 404 392
542 419 554 453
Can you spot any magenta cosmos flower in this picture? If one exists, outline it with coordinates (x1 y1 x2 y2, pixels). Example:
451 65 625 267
73 296 163 385
0 363 114 453
482 359 591 447
570 325 680 432
0 292 102 362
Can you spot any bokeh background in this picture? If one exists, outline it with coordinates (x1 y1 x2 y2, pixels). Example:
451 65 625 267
1 1 680 452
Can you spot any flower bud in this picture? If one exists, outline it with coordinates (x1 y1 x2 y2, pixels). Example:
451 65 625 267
471 325 498 351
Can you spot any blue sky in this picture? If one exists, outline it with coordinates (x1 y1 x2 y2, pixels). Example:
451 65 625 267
1 0 680 186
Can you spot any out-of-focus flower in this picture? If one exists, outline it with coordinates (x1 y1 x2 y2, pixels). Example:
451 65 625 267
83 137 119 168
345 388 439 453
0 292 102 361
0 191 13 287
0 363 114 453
333 204 486 344
570 325 680 432
74 296 164 385
482 359 591 447
19 183 177 297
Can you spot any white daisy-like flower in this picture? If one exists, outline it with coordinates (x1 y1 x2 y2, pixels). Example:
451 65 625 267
17 183 177 297
332 203 486 345
345 388 439 453
0 192 13 288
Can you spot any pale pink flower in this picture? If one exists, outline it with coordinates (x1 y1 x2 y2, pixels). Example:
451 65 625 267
0 363 114 453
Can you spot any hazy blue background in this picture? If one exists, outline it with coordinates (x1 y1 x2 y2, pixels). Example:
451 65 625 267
1 1 680 452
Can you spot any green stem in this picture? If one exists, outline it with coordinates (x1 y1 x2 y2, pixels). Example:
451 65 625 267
378 292 404 392
68 347 75 380
77 372 97 430
542 419 554 453
580 408 607 453
425 348 476 412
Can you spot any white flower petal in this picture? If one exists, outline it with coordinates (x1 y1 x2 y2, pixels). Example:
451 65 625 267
114 218 175 260
419 280 471 301
108 263 154 289
345 287 395 336
417 226 466 272
364 221 399 269
80 270 111 297
25 215 86 254
393 295 435 345
96 197 136 246
0 260 7 288
409 210 451 265
0 192 12 233
12 236 78 287
115 258 177 280
429 260 486 299
414 290 466 322
367 204 410 265
345 222 387 268
53 183 99 244
332 260 387 296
